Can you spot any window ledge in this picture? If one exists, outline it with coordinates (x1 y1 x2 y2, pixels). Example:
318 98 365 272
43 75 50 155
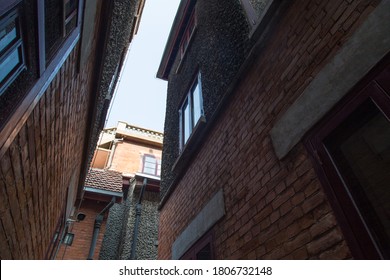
247 0 279 38
270 1 390 159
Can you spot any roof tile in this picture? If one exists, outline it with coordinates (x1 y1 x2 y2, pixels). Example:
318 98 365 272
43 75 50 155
85 168 123 193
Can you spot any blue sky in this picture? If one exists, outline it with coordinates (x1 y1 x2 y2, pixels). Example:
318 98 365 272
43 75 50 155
106 0 181 132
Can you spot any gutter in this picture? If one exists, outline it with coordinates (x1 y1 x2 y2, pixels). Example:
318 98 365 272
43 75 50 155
129 178 147 259
87 196 116 260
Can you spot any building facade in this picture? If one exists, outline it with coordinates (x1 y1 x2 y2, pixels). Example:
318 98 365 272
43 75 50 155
0 0 145 259
157 0 390 259
56 121 163 259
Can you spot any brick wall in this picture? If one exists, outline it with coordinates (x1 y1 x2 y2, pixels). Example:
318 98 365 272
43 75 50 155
56 199 108 260
110 141 162 174
0 2 102 260
158 0 380 259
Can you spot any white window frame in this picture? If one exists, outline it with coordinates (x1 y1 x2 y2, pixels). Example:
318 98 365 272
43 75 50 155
179 72 204 150
142 154 161 176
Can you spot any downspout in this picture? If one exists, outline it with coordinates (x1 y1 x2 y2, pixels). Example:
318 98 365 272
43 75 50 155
129 178 147 259
87 196 116 260
106 138 123 169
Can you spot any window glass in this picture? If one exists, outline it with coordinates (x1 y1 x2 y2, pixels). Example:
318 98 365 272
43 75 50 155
0 8 25 95
0 23 17 52
0 47 20 82
324 99 390 257
143 155 161 176
45 0 62 61
179 73 204 149
65 0 78 17
64 0 78 36
143 155 157 175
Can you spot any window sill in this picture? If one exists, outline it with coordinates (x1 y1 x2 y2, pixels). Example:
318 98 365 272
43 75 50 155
172 115 206 172
247 0 278 39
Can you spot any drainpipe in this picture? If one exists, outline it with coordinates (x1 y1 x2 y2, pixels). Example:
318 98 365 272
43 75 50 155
106 138 123 169
129 178 147 260
87 196 116 260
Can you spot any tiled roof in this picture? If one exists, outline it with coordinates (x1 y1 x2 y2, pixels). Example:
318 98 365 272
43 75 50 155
85 168 123 193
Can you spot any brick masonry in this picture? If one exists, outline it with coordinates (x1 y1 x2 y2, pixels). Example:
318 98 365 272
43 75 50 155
0 1 101 259
0 45 95 259
110 141 162 174
56 199 109 260
158 0 381 259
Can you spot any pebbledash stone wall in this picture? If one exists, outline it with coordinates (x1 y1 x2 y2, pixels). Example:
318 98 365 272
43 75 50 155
158 0 381 259
99 183 159 260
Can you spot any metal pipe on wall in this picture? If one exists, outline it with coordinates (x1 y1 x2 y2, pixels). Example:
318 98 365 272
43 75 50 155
129 178 147 260
87 196 116 260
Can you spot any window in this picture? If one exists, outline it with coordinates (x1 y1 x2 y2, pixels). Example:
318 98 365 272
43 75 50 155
179 8 197 60
142 154 161 176
0 7 25 95
240 0 273 30
181 231 213 260
44 0 79 63
63 0 78 37
179 72 204 150
305 69 390 259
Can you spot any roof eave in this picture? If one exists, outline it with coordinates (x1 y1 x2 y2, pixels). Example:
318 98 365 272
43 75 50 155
156 0 192 80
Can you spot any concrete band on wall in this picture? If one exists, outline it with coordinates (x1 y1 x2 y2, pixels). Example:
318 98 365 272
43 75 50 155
270 0 390 159
172 189 225 259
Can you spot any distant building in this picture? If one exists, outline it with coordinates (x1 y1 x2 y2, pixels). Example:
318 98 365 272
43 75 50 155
157 0 390 259
0 0 146 259
56 121 163 259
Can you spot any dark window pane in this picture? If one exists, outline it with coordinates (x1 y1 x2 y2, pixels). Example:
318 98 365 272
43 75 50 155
45 0 62 61
65 14 77 35
196 244 212 260
324 99 390 257
0 46 20 82
65 0 78 17
0 21 17 53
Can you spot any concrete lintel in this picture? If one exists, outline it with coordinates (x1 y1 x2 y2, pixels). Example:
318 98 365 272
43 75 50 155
270 0 390 159
172 189 225 259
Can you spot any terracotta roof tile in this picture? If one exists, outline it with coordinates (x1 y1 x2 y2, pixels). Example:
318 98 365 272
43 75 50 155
85 168 123 193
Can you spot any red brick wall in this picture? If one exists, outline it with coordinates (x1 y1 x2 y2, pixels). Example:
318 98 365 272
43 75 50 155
0 4 102 260
56 199 108 260
110 141 162 174
158 0 380 259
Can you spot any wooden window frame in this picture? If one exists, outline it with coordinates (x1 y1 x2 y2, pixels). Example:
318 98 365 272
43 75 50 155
304 63 390 259
0 1 83 158
179 72 204 151
0 5 26 95
179 8 197 60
